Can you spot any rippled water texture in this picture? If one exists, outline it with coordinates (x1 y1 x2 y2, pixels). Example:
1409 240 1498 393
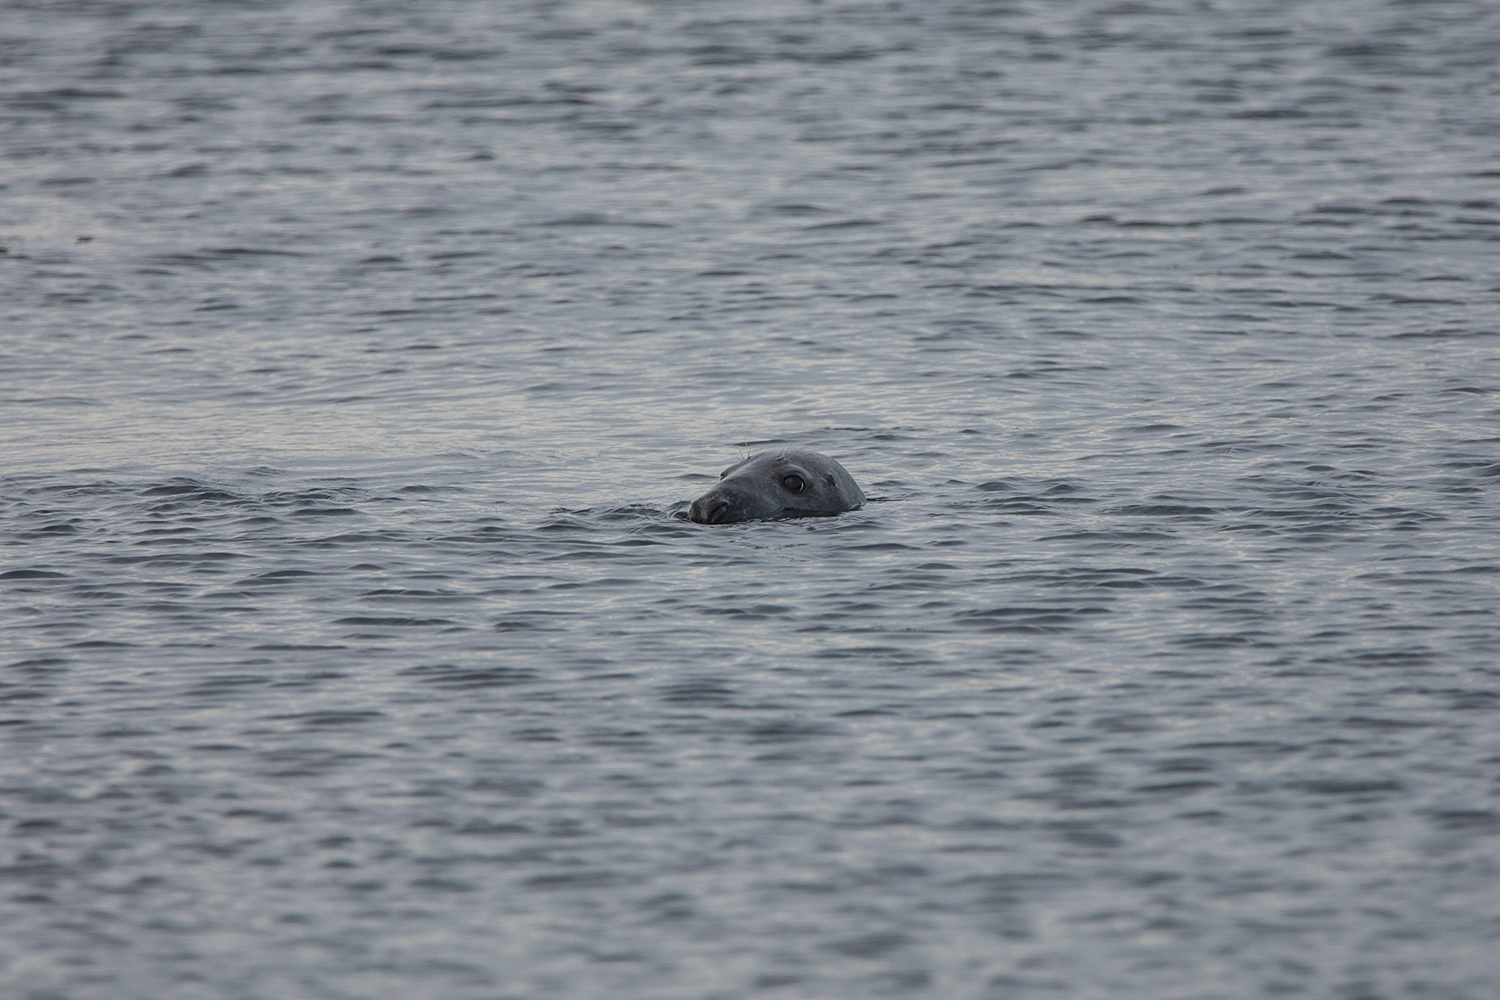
4 1 1500 998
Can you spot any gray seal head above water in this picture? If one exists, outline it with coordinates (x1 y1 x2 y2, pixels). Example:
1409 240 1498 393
688 450 864 524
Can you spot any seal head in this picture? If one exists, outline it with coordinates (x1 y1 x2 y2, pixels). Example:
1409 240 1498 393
688 450 864 524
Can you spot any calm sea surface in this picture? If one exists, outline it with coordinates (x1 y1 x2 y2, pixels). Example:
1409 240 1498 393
4 2 1500 998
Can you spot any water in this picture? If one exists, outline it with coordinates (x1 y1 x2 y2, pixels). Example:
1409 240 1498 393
4 1 1500 997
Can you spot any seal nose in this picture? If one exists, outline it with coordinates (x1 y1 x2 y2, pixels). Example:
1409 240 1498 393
689 497 731 524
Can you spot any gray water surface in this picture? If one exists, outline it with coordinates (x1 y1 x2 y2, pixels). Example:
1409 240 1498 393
4 2 1500 998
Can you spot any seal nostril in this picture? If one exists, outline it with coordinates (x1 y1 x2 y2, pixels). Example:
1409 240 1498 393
689 496 732 524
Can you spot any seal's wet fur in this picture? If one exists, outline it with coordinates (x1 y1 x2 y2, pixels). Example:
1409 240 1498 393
688 450 864 524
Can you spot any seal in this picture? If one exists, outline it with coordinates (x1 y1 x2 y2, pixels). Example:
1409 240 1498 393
688 450 864 524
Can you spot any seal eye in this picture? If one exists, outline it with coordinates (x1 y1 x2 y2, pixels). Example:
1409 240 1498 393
782 474 806 493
